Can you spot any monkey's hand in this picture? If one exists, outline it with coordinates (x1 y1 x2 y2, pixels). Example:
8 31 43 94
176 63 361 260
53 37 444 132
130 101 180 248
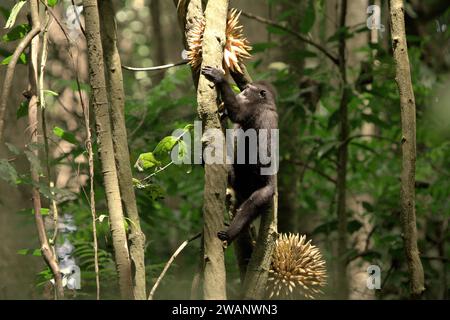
201 66 225 84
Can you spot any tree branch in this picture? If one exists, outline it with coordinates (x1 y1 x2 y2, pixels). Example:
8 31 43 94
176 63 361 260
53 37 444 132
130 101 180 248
240 11 339 66
0 25 41 143
148 233 201 300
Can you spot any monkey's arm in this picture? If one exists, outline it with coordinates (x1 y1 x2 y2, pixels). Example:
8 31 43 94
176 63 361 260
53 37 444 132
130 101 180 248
202 66 248 123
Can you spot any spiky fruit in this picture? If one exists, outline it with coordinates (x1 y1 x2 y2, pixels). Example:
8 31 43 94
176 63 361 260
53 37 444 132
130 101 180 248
186 8 252 74
267 233 327 299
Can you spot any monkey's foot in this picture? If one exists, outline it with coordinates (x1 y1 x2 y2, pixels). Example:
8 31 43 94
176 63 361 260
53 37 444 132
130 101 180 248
217 231 230 243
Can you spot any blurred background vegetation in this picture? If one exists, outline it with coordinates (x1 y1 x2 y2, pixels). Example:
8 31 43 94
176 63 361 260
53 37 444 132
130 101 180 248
0 0 449 299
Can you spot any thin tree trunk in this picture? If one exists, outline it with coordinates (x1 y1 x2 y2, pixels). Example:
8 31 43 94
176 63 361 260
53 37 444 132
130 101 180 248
150 0 166 84
98 0 147 300
243 186 278 300
82 0 134 299
26 0 64 299
197 0 229 300
173 0 204 299
389 0 425 298
336 0 349 300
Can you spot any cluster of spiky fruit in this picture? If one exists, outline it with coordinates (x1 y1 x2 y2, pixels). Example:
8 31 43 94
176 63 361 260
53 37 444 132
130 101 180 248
186 8 252 74
267 233 327 299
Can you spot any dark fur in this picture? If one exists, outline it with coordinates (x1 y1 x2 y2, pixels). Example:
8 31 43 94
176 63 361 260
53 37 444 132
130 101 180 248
202 66 278 244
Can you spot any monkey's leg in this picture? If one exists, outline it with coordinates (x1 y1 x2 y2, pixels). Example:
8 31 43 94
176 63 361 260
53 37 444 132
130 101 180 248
218 184 275 243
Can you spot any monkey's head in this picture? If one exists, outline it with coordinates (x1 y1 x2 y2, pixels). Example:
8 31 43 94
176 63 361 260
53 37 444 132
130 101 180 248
237 81 277 111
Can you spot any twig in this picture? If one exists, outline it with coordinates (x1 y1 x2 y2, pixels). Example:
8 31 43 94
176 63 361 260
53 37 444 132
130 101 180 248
39 3 58 245
128 108 148 139
71 0 86 36
287 159 337 184
345 134 398 145
148 232 201 300
26 0 64 299
84 102 100 300
0 27 41 142
122 60 188 72
143 161 174 181
240 11 339 66
421 256 449 262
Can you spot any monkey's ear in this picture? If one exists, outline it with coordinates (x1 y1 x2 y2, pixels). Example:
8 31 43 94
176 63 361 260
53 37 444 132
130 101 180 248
259 90 267 99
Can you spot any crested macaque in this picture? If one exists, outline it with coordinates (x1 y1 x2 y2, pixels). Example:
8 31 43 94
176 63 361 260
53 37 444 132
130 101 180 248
201 66 278 244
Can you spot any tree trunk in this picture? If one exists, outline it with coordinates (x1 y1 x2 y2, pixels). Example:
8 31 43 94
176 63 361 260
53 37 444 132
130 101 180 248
99 0 147 300
389 0 425 298
197 0 229 300
150 0 166 84
82 0 134 299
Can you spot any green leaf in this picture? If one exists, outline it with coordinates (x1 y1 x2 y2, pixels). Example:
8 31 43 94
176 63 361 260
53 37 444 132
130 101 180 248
48 0 59 7
142 183 165 201
1 52 27 65
266 25 288 35
300 0 315 34
348 220 363 233
17 248 41 256
313 220 338 235
4 1 27 29
5 142 20 155
327 108 340 130
176 140 188 161
53 126 78 144
327 26 352 43
135 152 161 171
2 24 31 42
153 136 178 156
17 248 30 255
0 159 18 184
39 208 50 216
362 201 374 212
24 150 42 174
251 42 277 54
16 100 28 119
317 142 338 160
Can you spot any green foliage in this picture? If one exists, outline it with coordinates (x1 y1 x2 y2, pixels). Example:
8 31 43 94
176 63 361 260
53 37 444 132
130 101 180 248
2 23 30 42
135 152 161 171
1 52 26 65
16 100 28 119
299 0 315 34
47 0 59 7
0 159 18 184
53 126 79 145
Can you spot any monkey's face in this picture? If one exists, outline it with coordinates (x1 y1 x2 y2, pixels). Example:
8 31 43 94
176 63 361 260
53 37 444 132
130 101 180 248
237 83 276 109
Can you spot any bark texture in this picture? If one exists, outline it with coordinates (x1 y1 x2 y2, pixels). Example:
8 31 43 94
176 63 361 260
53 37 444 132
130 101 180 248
197 0 229 300
83 0 134 299
389 0 425 298
98 0 147 300
27 1 64 298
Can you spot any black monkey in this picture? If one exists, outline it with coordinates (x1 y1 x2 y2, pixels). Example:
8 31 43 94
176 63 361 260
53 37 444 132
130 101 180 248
201 66 278 244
